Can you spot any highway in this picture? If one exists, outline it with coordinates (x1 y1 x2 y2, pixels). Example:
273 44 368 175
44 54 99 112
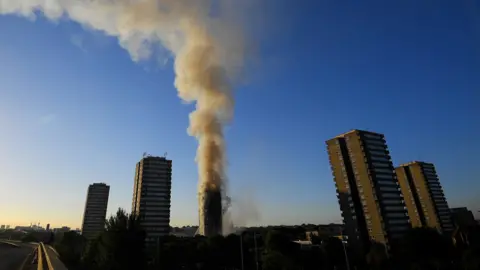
0 241 35 270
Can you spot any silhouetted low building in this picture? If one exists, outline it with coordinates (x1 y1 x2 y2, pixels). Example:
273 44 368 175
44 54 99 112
293 240 314 250
305 231 319 241
451 207 476 227
53 226 71 233
306 224 344 241
15 226 32 231
318 224 344 237
170 226 198 237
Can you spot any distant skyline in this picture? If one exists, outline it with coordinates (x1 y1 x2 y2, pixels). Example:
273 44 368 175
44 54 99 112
1 0 479 228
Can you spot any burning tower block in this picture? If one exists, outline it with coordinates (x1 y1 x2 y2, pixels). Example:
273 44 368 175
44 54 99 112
200 189 223 236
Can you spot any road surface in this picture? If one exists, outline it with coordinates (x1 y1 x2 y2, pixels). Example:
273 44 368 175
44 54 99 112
0 241 35 270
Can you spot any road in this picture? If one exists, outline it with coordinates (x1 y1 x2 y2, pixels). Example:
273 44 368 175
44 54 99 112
0 241 35 270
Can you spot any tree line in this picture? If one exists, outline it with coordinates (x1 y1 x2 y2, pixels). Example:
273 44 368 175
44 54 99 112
53 208 480 270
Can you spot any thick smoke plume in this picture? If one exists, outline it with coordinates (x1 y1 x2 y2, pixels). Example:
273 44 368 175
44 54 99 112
0 0 246 234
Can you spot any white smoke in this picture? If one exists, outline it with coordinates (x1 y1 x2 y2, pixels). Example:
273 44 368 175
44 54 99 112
0 0 247 233
222 188 260 235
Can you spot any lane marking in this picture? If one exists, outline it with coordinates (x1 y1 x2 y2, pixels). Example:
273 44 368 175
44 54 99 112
40 243 54 270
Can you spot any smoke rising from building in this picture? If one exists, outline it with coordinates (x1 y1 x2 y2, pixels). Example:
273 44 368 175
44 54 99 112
0 0 247 236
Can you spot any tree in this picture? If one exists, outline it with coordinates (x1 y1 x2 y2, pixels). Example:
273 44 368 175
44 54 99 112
262 250 294 270
262 230 301 270
321 237 345 269
265 230 292 254
397 227 454 270
21 233 38 243
156 235 201 270
83 208 146 270
81 237 101 270
458 225 480 270
310 234 322 245
224 233 241 265
55 231 85 268
46 232 55 245
366 242 388 270
298 246 325 270
461 248 480 270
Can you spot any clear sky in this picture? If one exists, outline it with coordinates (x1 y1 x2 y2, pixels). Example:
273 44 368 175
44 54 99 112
0 0 479 229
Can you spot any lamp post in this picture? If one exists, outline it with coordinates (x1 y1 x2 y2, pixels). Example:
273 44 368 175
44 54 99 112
341 235 351 270
254 232 259 270
240 233 244 270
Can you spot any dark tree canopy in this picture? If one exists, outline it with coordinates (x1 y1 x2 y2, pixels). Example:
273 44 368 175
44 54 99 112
49 219 480 270
397 227 454 270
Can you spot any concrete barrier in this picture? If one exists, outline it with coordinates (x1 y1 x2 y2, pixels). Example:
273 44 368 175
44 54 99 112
0 240 20 247
47 245 59 257
41 243 68 270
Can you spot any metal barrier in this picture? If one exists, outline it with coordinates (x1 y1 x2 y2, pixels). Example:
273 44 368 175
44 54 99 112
0 240 20 247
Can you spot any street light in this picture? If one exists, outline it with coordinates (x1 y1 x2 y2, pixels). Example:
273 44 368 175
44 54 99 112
341 235 351 270
240 232 244 270
253 232 259 270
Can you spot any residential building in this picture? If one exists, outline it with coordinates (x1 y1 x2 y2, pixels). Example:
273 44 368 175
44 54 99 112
305 231 319 242
306 224 344 241
326 129 410 253
15 226 32 231
0 225 5 230
53 226 71 233
81 183 110 240
170 226 198 237
293 240 314 250
450 207 477 228
132 155 172 245
396 161 454 234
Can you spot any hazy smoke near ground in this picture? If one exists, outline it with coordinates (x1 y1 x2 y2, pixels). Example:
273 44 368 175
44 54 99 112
0 0 246 232
225 189 260 231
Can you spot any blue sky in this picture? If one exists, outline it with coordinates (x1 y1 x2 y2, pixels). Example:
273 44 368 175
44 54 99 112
0 0 479 228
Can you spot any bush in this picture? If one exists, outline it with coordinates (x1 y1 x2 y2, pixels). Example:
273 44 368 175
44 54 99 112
21 233 38 243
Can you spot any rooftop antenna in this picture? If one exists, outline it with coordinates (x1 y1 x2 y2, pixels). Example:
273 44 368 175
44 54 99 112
164 152 168 158
143 152 147 158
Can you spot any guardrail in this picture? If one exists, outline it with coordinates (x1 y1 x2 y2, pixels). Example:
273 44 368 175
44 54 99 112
47 245 60 257
0 239 20 247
